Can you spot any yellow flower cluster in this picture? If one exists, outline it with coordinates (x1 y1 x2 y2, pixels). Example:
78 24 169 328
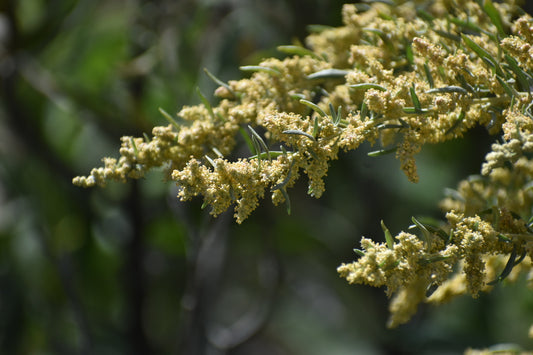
74 0 533 339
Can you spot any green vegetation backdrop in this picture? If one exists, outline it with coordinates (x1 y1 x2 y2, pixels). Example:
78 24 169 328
1 0 532 354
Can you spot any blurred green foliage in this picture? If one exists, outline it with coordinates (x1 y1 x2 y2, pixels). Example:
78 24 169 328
0 0 532 354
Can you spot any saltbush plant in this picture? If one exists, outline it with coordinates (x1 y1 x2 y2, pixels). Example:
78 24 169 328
75 0 533 352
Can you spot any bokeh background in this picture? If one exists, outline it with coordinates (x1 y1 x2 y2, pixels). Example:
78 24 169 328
1 0 532 354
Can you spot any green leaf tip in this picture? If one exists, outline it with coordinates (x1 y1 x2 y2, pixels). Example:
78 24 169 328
239 65 281 76
300 99 328 118
349 83 387 91
307 68 349 80
282 129 316 142
381 220 394 249
158 107 181 131
277 45 324 61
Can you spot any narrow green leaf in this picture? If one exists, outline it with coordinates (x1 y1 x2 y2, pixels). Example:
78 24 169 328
349 83 387 91
239 65 281 76
271 160 295 192
409 84 421 111
368 147 397 157
424 62 434 88
497 75 518 98
283 129 316 142
360 101 368 121
205 155 216 169
418 254 451 265
455 74 475 93
158 107 181 131
434 29 461 42
328 104 342 126
290 92 306 100
426 86 469 94
239 126 255 155
405 41 414 65
196 87 215 120
313 116 320 138
411 216 432 250
417 8 435 22
277 45 323 60
130 137 138 157
248 125 271 160
353 249 365 257
381 220 394 250
497 234 512 243
487 246 521 285
450 17 485 36
203 68 236 98
307 68 349 80
362 0 394 5
249 151 286 160
212 147 224 158
483 0 506 38
307 24 334 33
403 107 430 114
143 133 150 143
461 34 503 76
300 99 328 118
504 54 532 92
328 103 336 122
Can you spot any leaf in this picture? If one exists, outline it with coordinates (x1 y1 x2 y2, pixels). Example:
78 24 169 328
307 68 349 80
368 147 397 157
461 34 503 76
205 155 216 169
196 87 215 120
426 86 469 94
483 0 506 38
360 101 368 121
271 160 296 191
405 41 414 65
434 29 461 42
417 8 434 22
239 65 281 76
487 246 524 285
497 75 519 98
349 83 387 91
381 220 394 250
411 216 432 250
277 45 323 60
248 125 271 160
300 99 328 118
409 84 422 112
306 24 335 33
328 103 342 126
203 68 236 99
424 62 434 88
353 249 365 257
403 107 430 114
504 54 532 92
313 116 320 138
418 254 451 265
239 126 255 155
249 151 286 160
130 137 138 157
158 107 181 131
212 147 224 158
283 129 316 142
